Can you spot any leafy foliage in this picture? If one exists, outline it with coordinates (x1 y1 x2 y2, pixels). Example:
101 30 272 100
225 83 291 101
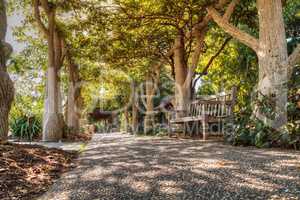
226 66 300 150
10 116 42 141
5 0 300 148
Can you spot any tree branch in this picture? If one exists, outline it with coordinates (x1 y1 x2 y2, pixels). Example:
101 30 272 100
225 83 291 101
192 37 231 91
186 0 231 40
33 0 49 36
183 32 206 89
183 0 234 90
207 7 259 52
40 0 52 15
223 0 240 21
201 37 232 75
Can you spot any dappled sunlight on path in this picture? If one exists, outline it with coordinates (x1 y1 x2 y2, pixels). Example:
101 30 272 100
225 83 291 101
38 133 300 200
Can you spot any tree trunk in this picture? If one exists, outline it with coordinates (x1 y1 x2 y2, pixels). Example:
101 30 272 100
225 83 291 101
42 10 63 141
173 33 189 113
208 0 291 129
54 31 65 131
0 0 14 142
66 57 81 135
124 108 129 132
66 80 80 134
144 75 155 134
132 82 139 134
43 67 63 141
0 71 14 142
256 0 288 127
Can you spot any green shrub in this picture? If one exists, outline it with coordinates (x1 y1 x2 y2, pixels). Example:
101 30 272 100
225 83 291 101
227 83 300 150
10 116 42 141
228 115 300 149
227 111 300 150
279 123 300 149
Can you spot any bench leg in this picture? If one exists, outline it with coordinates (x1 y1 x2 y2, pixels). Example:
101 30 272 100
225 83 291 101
184 122 187 136
188 122 194 137
202 120 209 140
194 121 199 137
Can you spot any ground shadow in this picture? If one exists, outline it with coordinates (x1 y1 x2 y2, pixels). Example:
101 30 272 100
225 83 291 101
38 133 300 200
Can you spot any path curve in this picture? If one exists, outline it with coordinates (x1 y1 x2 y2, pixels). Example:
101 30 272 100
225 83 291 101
38 133 300 200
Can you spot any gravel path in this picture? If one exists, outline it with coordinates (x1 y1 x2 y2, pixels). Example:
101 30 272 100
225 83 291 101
38 133 300 200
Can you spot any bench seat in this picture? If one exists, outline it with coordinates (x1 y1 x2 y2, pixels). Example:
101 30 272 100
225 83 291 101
170 116 228 124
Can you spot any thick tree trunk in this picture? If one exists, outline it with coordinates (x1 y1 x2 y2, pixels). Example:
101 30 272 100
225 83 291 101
169 1 234 114
256 0 288 127
173 33 189 113
42 11 63 141
0 0 14 142
43 67 63 141
144 75 155 134
208 0 291 129
54 32 65 131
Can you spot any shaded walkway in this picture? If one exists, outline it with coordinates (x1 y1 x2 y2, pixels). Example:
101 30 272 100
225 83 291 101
39 133 300 200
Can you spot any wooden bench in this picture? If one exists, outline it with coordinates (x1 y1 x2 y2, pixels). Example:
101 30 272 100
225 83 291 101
168 87 237 140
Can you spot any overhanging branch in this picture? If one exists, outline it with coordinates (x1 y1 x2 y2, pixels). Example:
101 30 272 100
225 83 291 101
33 0 49 36
192 37 232 90
201 37 232 75
207 6 259 52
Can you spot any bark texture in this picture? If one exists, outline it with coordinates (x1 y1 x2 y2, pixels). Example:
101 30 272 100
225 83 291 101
257 0 288 127
34 0 65 141
144 75 155 134
0 0 14 142
65 49 82 135
208 0 294 128
173 33 189 112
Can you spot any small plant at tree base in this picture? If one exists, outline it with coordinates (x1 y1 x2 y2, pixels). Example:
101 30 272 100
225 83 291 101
10 116 42 141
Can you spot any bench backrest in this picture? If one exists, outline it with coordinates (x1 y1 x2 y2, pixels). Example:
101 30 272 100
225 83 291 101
189 86 237 118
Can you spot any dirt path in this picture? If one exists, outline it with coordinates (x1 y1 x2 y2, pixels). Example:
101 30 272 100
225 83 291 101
38 133 300 200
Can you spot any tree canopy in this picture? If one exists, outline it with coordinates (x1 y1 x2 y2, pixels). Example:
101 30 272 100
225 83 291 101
0 0 298 147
